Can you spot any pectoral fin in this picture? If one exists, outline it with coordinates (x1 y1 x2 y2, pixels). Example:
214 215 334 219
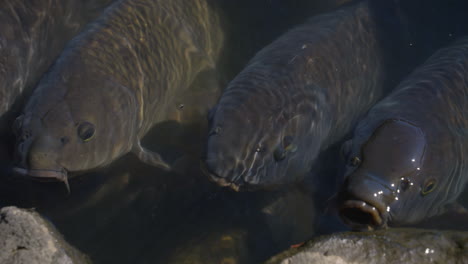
132 141 171 171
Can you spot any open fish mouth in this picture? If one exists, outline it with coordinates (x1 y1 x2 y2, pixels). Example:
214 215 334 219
339 200 386 230
12 167 70 193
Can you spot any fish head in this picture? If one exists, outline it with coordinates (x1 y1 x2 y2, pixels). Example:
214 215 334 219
203 81 321 191
13 68 139 182
338 119 446 230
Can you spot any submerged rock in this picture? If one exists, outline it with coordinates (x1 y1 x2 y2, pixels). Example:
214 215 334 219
160 187 317 264
260 188 316 249
266 228 468 264
0 206 90 264
165 228 250 264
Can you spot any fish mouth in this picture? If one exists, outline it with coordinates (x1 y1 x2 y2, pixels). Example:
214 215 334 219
200 160 243 192
12 167 70 193
339 200 387 230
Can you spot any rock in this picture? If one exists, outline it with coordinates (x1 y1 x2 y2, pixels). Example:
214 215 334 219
0 206 90 264
266 228 468 264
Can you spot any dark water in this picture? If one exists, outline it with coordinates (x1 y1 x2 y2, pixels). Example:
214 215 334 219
1 0 468 263
0 122 321 263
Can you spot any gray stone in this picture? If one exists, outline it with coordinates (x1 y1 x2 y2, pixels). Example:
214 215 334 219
0 206 90 264
266 228 468 264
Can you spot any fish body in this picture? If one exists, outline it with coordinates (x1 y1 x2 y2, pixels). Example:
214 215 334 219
0 0 113 124
203 0 409 190
339 37 468 230
13 0 224 184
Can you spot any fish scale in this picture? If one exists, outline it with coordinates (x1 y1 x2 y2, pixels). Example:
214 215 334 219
0 0 115 121
204 0 411 190
339 37 468 229
12 0 225 188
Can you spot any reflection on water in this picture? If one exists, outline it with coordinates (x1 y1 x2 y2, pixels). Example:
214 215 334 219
1 0 468 263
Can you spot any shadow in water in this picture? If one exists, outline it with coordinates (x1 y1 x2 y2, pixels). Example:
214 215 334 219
0 118 319 264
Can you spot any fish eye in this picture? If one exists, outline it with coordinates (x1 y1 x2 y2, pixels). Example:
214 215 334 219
77 122 95 142
282 136 297 153
349 156 361 167
421 179 437 196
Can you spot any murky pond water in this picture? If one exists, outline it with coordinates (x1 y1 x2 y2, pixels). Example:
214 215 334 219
0 130 321 263
1 0 468 263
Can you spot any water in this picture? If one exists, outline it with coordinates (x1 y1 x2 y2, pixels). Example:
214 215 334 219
0 149 320 263
2 0 468 263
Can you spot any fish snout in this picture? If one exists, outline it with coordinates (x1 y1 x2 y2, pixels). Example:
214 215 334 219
201 155 246 191
13 138 70 193
13 133 67 180
203 121 276 190
339 172 396 230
